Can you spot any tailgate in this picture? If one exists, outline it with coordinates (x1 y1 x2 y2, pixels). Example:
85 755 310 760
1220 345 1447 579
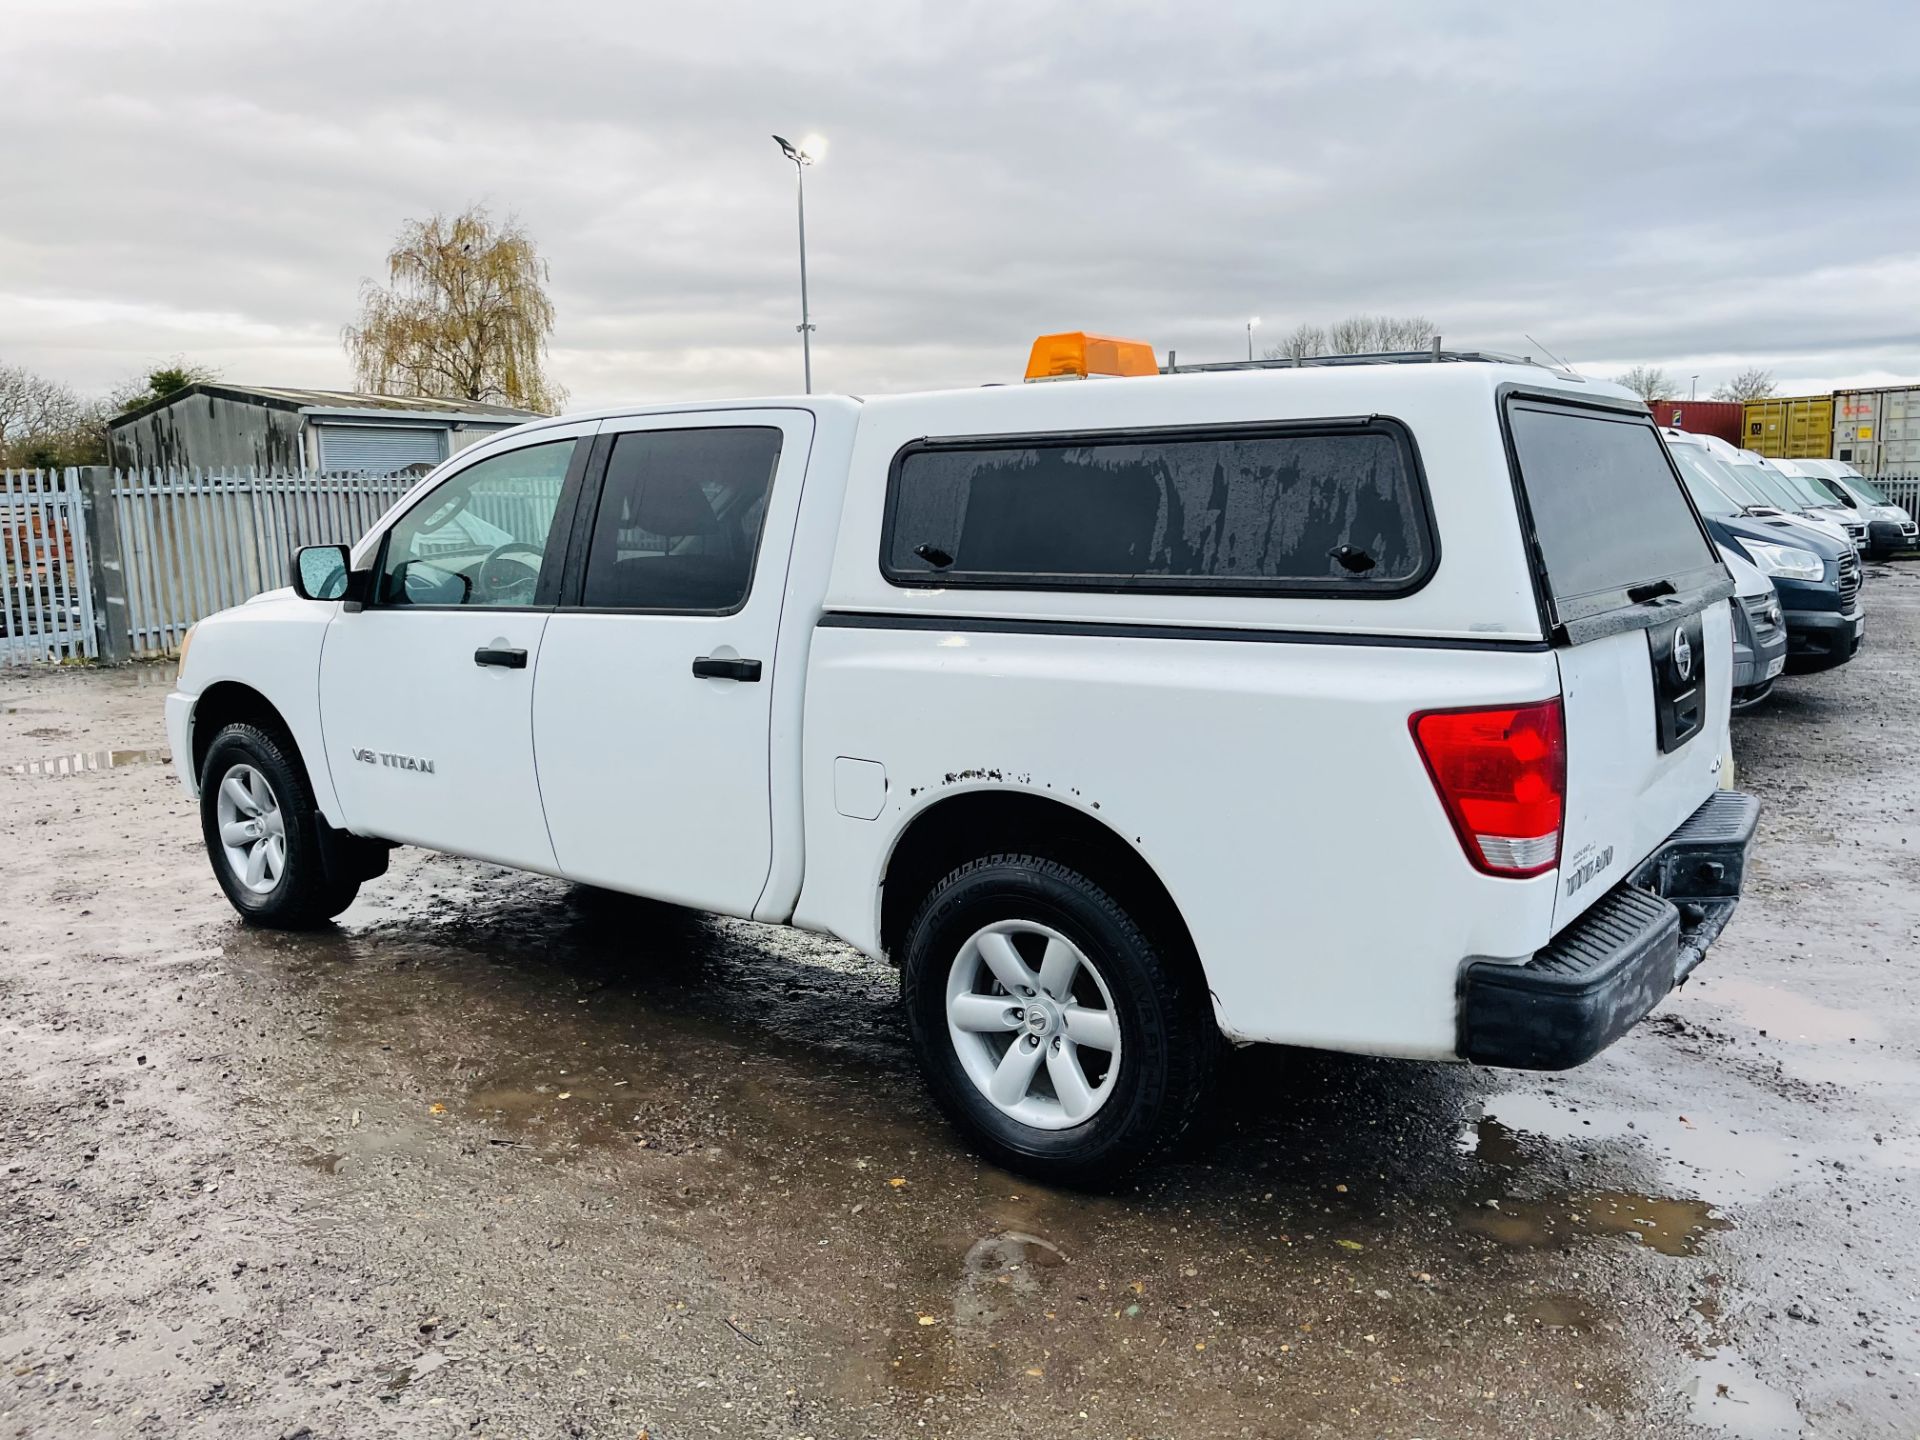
1503 396 1736 932
1553 607 1731 930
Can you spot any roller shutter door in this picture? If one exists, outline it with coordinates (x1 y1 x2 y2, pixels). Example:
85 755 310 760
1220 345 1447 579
316 425 447 475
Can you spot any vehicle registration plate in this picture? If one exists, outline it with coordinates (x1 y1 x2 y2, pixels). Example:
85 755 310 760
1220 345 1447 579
1764 655 1785 680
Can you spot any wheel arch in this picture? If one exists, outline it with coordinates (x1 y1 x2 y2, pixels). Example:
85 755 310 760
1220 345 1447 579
191 681 309 792
877 789 1206 993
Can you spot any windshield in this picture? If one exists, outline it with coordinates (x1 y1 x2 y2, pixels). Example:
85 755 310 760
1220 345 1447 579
1667 446 1745 517
1847 474 1891 504
1774 468 1842 507
1732 463 1812 511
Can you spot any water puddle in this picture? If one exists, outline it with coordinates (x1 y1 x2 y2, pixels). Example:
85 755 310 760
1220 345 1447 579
1687 1349 1802 1438
1520 1293 1604 1330
1467 1093 1799 1203
7 747 168 777
952 1231 1067 1335
1691 977 1885 1045
1458 1188 1728 1257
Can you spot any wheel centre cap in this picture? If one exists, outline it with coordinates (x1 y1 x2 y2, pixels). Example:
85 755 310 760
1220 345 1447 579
1025 997 1060 1036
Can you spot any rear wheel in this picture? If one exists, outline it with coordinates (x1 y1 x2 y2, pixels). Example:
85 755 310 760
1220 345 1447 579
200 723 359 928
901 853 1216 1185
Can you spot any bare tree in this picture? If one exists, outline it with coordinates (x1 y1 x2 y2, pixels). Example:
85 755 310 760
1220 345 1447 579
0 364 105 466
344 204 564 413
1263 323 1328 362
1614 365 1673 403
1713 368 1776 403
1329 314 1437 354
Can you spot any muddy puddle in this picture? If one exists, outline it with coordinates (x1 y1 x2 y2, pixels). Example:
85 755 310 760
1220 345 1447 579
1687 1349 1803 1438
6 746 168 777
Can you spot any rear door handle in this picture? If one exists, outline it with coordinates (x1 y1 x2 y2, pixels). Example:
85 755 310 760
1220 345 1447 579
691 656 762 682
474 646 528 669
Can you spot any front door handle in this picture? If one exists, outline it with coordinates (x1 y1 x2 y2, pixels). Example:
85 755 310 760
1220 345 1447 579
474 646 528 669
691 656 762 682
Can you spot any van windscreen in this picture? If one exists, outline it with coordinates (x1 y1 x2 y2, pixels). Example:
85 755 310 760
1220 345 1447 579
1507 401 1722 628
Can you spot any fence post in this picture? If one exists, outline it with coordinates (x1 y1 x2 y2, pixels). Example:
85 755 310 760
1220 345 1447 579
76 466 132 664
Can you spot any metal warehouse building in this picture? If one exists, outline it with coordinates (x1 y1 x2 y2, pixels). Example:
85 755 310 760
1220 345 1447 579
107 384 544 474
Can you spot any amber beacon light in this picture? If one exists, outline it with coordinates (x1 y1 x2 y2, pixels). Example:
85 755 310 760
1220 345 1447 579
1023 332 1159 381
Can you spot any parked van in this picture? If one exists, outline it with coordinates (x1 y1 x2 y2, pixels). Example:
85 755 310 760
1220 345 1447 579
1769 459 1871 552
1690 435 1858 551
166 344 1760 1180
1793 459 1916 558
1662 430 1862 675
1717 544 1788 711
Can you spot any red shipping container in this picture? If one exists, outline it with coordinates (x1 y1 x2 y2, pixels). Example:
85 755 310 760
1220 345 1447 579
1645 399 1744 446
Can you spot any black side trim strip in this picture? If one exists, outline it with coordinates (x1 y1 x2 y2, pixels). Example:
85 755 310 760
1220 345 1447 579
817 611 1550 653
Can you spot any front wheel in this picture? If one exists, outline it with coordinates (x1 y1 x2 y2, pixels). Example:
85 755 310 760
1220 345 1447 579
199 723 359 928
900 853 1217 1185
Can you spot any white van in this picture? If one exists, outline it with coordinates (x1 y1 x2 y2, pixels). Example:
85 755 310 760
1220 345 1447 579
165 341 1758 1180
1792 459 1916 558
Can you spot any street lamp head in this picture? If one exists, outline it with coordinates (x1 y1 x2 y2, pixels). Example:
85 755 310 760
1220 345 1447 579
1248 316 1261 329
773 133 825 166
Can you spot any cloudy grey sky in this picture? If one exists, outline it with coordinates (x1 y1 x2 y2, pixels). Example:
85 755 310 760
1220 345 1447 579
6 0 1920 410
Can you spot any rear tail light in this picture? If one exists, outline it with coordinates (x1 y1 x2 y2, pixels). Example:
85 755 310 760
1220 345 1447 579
1410 699 1566 878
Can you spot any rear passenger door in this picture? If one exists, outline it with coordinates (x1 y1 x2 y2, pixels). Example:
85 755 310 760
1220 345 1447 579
531 410 815 914
1504 397 1734 931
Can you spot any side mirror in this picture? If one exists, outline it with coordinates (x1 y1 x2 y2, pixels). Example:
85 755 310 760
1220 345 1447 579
291 544 352 602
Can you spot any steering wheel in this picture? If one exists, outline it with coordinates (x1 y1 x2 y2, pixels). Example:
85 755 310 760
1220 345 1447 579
477 542 545 601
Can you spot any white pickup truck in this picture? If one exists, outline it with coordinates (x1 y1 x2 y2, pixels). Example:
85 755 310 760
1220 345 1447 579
167 342 1759 1181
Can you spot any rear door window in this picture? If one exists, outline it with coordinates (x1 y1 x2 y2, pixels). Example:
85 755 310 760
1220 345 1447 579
577 427 783 612
883 422 1433 595
1506 401 1723 632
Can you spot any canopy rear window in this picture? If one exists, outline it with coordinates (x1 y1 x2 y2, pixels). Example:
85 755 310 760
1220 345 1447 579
1506 400 1724 634
882 421 1434 596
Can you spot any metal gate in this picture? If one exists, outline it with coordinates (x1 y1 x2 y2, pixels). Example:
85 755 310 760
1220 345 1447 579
112 469 412 656
1 469 96 664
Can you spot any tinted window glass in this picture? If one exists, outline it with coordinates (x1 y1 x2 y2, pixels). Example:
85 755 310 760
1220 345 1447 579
378 440 575 607
580 427 783 611
1507 404 1718 615
885 426 1430 591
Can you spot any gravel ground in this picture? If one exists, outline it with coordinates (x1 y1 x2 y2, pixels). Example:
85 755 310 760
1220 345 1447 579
2 570 1917 1439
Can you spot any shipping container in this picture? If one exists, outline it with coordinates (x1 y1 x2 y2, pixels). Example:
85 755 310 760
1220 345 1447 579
1645 398 1744 445
1832 385 1920 476
1741 395 1833 459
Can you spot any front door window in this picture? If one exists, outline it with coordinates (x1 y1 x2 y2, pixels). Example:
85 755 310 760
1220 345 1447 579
376 440 576 607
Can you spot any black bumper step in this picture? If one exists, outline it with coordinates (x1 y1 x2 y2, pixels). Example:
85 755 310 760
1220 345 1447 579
1458 790 1759 1071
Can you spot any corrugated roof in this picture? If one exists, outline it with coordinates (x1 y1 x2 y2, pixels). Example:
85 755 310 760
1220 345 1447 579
109 382 547 426
237 386 543 418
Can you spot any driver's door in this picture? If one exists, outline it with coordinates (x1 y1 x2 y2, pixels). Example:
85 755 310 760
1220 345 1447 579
319 426 596 870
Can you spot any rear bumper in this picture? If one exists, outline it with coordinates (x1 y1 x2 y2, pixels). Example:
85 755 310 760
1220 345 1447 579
1456 790 1760 1070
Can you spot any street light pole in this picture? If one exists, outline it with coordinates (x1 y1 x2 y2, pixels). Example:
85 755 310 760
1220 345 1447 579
1691 374 1700 401
1247 316 1260 362
773 134 823 393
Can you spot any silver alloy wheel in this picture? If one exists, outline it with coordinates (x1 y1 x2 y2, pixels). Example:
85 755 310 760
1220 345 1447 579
214 763 287 896
945 920 1122 1131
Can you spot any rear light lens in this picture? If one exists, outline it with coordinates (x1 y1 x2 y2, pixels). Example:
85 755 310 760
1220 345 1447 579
1410 699 1566 878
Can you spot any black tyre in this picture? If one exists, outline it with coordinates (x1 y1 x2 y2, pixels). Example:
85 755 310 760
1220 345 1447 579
900 853 1217 1185
199 722 359 928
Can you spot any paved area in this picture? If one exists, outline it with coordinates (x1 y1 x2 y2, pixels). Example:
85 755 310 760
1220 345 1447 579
2 569 1917 1438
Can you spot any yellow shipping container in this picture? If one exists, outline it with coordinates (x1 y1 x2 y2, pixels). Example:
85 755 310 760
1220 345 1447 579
1741 396 1834 459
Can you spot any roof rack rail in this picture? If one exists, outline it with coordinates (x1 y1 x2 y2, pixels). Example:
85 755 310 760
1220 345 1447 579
1162 348 1571 376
